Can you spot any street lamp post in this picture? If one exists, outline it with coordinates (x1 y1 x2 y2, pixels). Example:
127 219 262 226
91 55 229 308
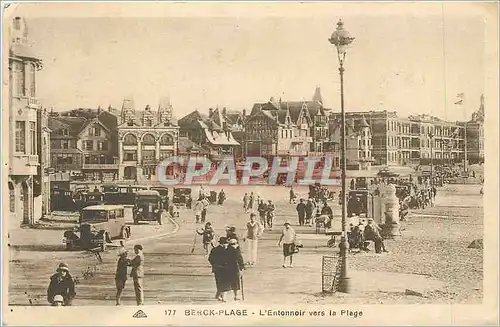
329 19 355 294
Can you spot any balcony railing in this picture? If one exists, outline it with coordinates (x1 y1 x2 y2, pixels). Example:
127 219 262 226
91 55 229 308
292 135 313 143
27 97 39 109
82 163 119 170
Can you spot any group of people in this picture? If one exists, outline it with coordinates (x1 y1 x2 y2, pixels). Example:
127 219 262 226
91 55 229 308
46 243 145 306
295 197 334 227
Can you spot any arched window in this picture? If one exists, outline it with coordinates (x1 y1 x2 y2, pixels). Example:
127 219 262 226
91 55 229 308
160 134 174 145
123 134 137 145
142 134 156 145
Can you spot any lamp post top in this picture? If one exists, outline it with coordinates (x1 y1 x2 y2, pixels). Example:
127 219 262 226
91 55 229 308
329 18 355 47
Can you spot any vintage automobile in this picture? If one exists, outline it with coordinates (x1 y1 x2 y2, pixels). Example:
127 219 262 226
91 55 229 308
51 188 77 212
347 189 374 218
172 187 192 208
104 185 148 205
63 205 130 251
133 190 163 224
73 191 105 211
377 167 400 178
150 186 170 208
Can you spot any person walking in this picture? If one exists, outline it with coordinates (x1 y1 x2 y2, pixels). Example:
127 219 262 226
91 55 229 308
242 193 249 212
278 221 297 268
257 200 268 228
197 222 215 255
218 189 226 205
243 213 264 266
208 237 229 302
193 198 204 224
226 226 239 243
226 238 245 301
129 244 144 305
201 196 210 223
296 199 306 226
115 247 130 305
47 263 76 306
248 192 255 211
266 200 275 229
305 199 314 226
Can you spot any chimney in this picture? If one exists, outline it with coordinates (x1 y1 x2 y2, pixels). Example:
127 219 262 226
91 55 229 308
108 104 112 112
242 109 246 117
97 105 101 115
222 107 227 116
209 108 214 117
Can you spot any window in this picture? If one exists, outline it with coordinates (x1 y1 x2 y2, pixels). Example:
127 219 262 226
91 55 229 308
124 151 137 161
61 140 69 149
127 120 134 126
15 121 25 153
160 134 173 145
123 134 137 145
97 141 108 151
29 121 36 155
90 126 101 136
14 62 25 96
142 134 155 145
84 140 93 151
142 150 155 161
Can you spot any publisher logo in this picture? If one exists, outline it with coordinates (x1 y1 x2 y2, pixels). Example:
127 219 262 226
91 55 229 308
132 309 148 318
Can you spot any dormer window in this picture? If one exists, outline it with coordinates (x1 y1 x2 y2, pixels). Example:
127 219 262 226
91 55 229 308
127 120 134 126
62 128 69 136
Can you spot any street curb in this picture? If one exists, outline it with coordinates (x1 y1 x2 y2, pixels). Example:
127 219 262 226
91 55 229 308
125 214 181 244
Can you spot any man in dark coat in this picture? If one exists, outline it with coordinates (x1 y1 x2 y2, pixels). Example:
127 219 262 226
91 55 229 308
296 199 306 226
47 263 76 306
226 238 245 301
208 237 229 302
305 199 314 225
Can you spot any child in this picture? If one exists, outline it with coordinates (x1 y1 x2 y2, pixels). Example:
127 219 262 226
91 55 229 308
197 222 215 255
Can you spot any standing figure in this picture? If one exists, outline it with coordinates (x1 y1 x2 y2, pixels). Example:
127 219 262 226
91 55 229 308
257 200 268 228
266 200 275 229
47 263 76 306
289 187 295 204
201 196 210 223
296 199 306 226
242 193 249 212
208 237 229 302
226 239 245 300
193 198 204 223
197 222 215 255
218 189 226 205
243 213 263 266
278 221 297 268
248 192 255 211
129 244 145 305
115 247 130 305
305 199 314 225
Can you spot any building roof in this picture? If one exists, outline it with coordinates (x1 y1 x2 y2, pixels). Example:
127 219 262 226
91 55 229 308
48 116 88 136
312 86 323 105
178 137 204 153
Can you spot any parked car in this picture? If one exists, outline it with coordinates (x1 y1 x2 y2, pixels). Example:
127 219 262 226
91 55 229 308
172 187 192 208
133 190 163 224
63 205 130 251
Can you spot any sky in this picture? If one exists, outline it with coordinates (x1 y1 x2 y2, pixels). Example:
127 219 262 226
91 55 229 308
5 2 494 121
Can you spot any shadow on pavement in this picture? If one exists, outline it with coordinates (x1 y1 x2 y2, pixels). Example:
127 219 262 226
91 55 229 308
9 244 67 252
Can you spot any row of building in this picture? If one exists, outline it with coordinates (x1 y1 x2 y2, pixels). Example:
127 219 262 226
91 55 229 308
6 16 484 227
